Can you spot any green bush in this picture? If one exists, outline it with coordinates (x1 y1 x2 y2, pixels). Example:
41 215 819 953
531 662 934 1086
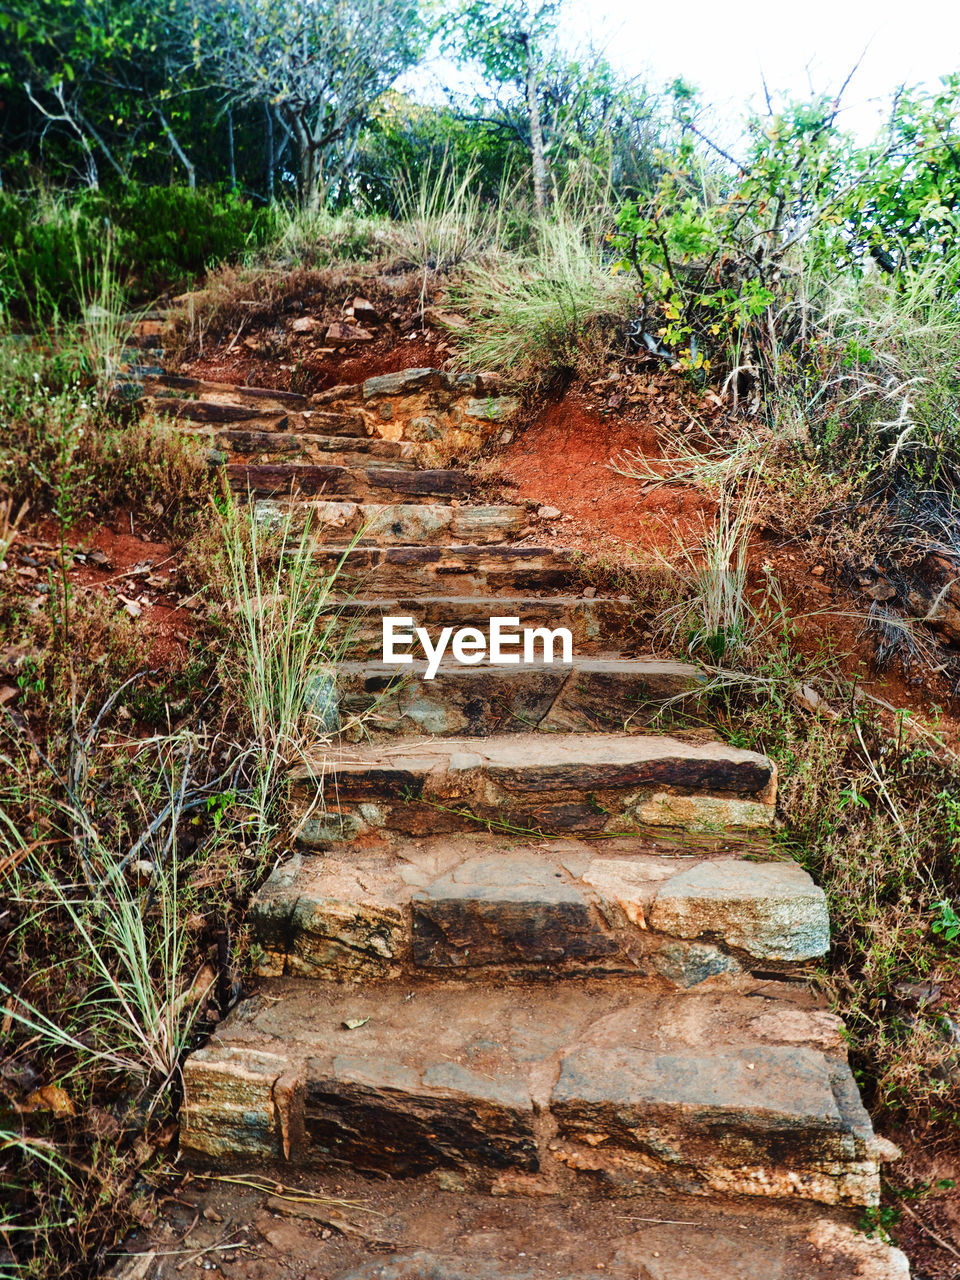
0 185 281 322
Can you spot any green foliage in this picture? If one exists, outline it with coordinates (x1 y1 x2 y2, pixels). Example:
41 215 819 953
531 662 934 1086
707 660 960 1115
355 93 525 211
931 898 960 944
0 340 213 534
611 88 854 377
443 0 558 87
610 77 960 392
846 74 960 272
0 186 277 320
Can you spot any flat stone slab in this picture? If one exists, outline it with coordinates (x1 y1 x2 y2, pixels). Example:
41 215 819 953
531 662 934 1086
180 977 892 1206
252 838 826 980
307 501 526 545
309 542 581 594
144 373 309 409
205 432 412 467
226 465 471 503
318 595 640 659
289 732 777 838
410 855 620 968
333 657 703 736
650 860 830 961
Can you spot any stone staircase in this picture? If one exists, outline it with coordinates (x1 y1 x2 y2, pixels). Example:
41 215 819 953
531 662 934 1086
139 364 908 1278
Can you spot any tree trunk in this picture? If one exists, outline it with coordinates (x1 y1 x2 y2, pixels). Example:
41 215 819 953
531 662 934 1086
292 114 324 213
158 109 196 188
291 115 318 210
24 80 99 189
227 109 236 188
264 104 275 199
521 35 548 212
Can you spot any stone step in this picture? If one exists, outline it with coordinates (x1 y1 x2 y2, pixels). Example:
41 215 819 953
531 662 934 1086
289 732 777 841
309 543 579 594
251 836 829 982
128 1165 911 1280
176 426 415 468
320 595 640 657
331 656 703 736
179 977 895 1207
146 396 371 437
143 373 310 411
257 499 527 546
226 464 470 504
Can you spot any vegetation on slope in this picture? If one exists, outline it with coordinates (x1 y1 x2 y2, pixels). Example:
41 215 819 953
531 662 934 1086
2 0 960 1271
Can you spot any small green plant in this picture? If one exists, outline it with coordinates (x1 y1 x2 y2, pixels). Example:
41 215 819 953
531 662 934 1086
0 775 205 1098
217 497 366 848
859 1203 901 1240
931 899 960 943
657 475 758 661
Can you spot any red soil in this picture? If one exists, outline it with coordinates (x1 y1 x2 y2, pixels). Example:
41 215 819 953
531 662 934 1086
499 388 714 552
28 516 197 669
499 384 960 735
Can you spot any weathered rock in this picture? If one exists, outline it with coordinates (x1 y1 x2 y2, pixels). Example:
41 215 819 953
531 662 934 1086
411 856 619 968
363 368 442 398
290 733 777 839
180 1044 306 1162
908 560 960 643
651 941 742 986
310 542 578 596
540 658 704 733
423 306 469 331
251 856 404 979
314 594 638 659
226 463 470 503
334 657 702 738
151 396 266 424
306 501 524 546
303 668 340 733
298 409 370 437
145 373 308 408
326 322 375 344
551 1043 878 1203
408 415 442 441
250 841 830 983
307 1054 538 1176
804 1220 910 1278
464 396 519 422
351 297 379 324
649 860 829 961
180 980 889 1206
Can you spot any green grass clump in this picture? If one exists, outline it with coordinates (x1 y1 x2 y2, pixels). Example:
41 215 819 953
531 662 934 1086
450 214 635 388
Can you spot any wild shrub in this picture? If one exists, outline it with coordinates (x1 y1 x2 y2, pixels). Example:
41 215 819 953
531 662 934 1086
0 341 213 535
712 665 960 1115
0 185 277 322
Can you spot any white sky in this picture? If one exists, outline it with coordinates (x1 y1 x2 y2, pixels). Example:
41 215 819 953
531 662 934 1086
413 0 960 144
562 0 960 139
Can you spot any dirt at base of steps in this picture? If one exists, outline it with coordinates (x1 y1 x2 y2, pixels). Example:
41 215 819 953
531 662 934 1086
113 1165 908 1280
